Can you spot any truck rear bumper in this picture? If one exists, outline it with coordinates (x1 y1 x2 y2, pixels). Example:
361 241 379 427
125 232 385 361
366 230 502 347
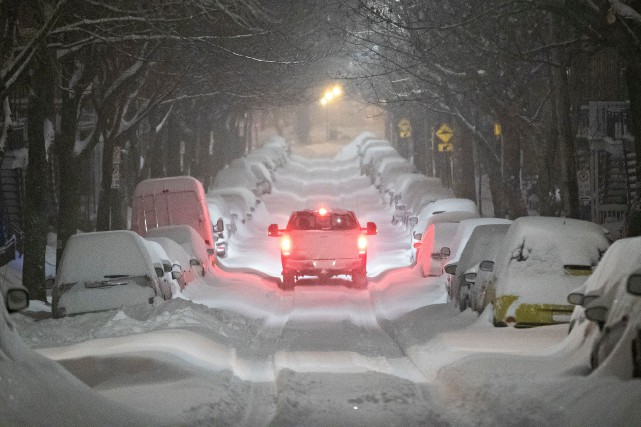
283 257 365 277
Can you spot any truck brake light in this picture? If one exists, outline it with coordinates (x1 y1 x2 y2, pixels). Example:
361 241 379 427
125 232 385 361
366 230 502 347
281 235 292 256
358 235 367 254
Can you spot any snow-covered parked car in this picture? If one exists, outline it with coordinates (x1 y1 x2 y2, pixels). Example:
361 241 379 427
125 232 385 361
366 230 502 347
415 222 460 277
489 216 609 327
206 196 235 257
585 268 641 379
567 236 641 332
411 209 480 265
374 157 416 190
143 239 182 299
51 230 169 318
448 222 512 311
145 236 199 289
1 280 28 313
442 218 513 306
145 225 215 278
213 158 271 196
208 187 261 226
409 198 480 247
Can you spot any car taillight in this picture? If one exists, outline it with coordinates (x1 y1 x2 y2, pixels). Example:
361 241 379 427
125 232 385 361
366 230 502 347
358 235 367 254
281 235 292 256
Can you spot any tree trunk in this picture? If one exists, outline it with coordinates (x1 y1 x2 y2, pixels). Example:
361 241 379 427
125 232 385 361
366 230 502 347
22 49 54 301
55 93 82 265
411 111 429 176
166 113 182 176
453 121 477 203
553 49 580 218
501 120 528 219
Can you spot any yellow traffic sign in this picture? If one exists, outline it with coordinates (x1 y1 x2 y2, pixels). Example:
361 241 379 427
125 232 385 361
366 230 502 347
493 123 502 136
398 118 412 138
438 142 453 152
436 123 453 143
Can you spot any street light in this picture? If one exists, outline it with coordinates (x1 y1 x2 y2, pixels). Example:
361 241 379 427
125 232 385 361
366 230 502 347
319 84 343 140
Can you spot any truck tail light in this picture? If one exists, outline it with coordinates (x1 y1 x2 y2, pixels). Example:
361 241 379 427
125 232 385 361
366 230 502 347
281 235 292 256
358 235 367 254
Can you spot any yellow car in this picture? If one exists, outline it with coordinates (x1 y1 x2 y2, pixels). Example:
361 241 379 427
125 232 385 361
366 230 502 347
489 217 609 327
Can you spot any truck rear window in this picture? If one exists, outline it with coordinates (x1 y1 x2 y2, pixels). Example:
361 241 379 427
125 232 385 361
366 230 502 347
289 213 358 231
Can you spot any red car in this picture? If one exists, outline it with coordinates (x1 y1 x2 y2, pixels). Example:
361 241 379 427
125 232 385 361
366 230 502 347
268 208 377 289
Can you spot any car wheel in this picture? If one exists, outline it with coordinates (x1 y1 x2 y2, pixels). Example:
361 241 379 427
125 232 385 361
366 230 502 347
352 271 367 289
281 272 295 290
632 329 641 378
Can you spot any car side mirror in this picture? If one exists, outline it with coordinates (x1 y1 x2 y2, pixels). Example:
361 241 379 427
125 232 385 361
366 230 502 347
627 273 641 296
155 267 164 278
479 260 494 272
6 288 29 313
366 222 377 235
584 304 608 323
464 272 477 283
409 216 418 226
268 224 281 237
440 247 451 257
567 292 584 306
444 263 457 275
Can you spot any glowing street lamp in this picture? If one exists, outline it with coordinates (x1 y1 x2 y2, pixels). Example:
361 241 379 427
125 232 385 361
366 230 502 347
319 84 343 140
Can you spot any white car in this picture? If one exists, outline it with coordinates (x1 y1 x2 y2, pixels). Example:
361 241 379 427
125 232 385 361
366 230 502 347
442 218 513 305
52 230 168 318
586 269 641 379
567 236 641 332
415 222 460 277
143 239 182 299
145 225 215 278
448 222 512 311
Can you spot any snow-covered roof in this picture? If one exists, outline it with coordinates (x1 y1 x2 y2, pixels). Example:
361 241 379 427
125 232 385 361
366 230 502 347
134 176 206 198
56 230 156 285
445 218 513 268
145 225 210 264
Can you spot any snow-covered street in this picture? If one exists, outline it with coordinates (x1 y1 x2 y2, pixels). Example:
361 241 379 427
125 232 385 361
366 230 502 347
4 135 641 426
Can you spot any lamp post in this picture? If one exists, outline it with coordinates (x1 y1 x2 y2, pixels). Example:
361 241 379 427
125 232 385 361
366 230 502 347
320 84 343 141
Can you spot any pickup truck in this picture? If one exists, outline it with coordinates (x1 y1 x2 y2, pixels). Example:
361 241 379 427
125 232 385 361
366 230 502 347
268 208 377 289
